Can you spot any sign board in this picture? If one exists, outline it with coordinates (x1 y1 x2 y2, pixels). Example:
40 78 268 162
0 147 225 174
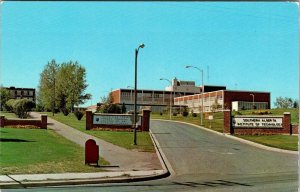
232 116 283 128
208 115 213 120
93 114 141 126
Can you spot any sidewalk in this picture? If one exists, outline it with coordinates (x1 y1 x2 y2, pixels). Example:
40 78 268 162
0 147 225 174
30 112 162 171
0 113 168 189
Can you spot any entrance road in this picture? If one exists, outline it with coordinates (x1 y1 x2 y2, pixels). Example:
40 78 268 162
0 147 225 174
4 120 298 192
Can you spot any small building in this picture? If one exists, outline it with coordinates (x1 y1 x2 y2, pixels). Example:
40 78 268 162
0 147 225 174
5 87 36 102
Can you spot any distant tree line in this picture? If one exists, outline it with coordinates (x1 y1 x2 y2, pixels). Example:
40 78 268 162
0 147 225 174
97 92 126 114
274 97 298 109
37 59 91 115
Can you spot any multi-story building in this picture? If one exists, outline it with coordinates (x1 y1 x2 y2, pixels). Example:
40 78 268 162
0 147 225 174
110 78 202 113
5 87 36 102
174 90 270 112
110 88 194 113
109 77 270 113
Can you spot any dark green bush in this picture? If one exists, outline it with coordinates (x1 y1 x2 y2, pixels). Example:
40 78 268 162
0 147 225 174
192 113 197 117
74 110 84 120
182 107 189 117
173 112 177 116
182 111 189 117
61 108 69 116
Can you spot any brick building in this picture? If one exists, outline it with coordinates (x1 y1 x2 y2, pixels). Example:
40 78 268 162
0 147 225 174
174 90 270 112
109 78 270 113
5 87 36 102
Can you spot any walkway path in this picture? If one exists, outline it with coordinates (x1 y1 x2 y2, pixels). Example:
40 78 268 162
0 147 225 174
30 112 161 171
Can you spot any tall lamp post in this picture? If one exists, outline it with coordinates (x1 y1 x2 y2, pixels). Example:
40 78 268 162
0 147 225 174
186 65 204 126
250 94 255 109
133 43 145 145
160 78 172 120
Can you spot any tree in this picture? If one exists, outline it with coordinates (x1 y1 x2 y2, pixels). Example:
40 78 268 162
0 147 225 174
0 87 11 111
56 61 91 112
39 59 59 115
121 103 127 114
211 98 221 112
38 60 91 114
293 100 299 108
98 93 121 114
274 97 294 108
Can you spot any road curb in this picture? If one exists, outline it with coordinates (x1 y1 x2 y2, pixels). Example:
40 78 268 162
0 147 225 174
0 131 171 189
0 171 164 189
152 119 298 155
150 130 174 176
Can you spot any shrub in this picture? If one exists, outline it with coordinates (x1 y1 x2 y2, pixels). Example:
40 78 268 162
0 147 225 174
252 110 272 115
192 113 197 117
173 112 177 116
160 112 163 116
61 108 69 116
11 99 35 118
74 110 84 120
5 99 17 112
182 107 189 117
182 111 188 117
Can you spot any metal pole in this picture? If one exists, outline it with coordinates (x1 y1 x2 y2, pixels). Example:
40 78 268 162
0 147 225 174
169 90 172 120
160 78 172 120
250 94 254 109
133 44 145 145
201 70 204 126
133 49 138 145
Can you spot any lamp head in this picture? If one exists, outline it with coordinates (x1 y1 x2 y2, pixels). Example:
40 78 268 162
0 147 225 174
186 65 191 68
159 78 163 80
139 44 145 49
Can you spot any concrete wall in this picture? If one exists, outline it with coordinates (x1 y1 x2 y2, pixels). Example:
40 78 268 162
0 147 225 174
0 115 47 129
86 110 151 132
224 111 293 135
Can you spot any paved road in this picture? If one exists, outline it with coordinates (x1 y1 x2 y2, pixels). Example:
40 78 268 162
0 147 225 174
5 120 298 191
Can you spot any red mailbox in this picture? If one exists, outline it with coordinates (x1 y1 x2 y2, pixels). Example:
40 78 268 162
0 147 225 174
85 139 99 166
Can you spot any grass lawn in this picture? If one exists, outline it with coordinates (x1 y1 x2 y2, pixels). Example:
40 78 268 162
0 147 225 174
237 135 298 151
151 112 224 133
0 127 108 174
0 111 18 118
42 112 155 152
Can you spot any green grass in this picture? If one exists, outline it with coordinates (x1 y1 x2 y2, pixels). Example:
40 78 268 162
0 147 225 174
42 112 155 152
151 112 224 133
237 135 298 151
0 111 17 118
0 127 108 174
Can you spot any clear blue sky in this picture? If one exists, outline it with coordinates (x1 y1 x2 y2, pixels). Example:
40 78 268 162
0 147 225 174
1 2 298 107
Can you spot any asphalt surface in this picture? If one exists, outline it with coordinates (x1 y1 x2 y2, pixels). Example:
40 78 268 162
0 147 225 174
3 120 298 192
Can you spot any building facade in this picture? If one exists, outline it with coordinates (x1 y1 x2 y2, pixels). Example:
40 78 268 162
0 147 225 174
174 90 270 112
5 87 36 102
110 88 194 113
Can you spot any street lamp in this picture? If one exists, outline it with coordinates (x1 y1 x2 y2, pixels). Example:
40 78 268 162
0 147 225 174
160 78 172 120
186 65 204 126
250 94 255 109
133 43 145 145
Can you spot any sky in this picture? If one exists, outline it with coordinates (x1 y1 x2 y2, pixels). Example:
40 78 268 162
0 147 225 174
1 2 298 107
